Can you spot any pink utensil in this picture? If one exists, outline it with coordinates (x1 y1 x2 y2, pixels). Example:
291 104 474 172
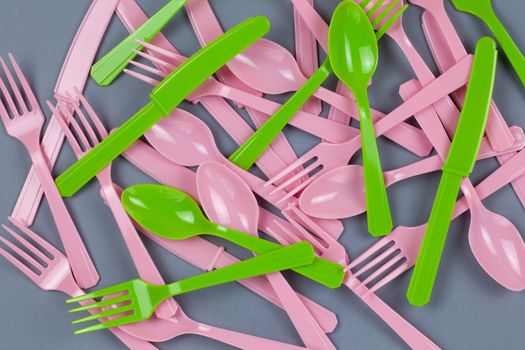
11 0 119 226
115 0 297 187
0 217 156 350
411 0 525 209
197 161 335 350
299 128 524 219
0 54 98 289
265 55 474 201
347 147 525 295
119 142 338 332
50 90 178 318
293 0 322 115
184 0 300 179
126 40 431 157
144 110 347 263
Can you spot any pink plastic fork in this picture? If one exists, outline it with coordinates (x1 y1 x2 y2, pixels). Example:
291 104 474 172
0 54 98 289
125 42 432 156
266 55 474 201
50 90 177 319
411 0 525 209
347 145 525 295
11 0 119 227
0 217 156 349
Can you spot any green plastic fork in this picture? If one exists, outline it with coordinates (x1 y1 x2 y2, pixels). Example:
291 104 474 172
66 242 314 334
228 0 407 173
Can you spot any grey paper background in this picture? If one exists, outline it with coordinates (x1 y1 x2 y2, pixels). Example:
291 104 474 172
0 1 525 349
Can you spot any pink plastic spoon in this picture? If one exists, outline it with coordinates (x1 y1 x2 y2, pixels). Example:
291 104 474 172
300 127 525 219
197 161 335 350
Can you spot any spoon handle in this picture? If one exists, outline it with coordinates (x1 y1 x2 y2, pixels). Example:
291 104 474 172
229 58 332 170
213 225 344 288
355 90 393 237
482 10 525 86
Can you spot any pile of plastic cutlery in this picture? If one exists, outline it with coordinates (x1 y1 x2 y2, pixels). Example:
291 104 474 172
1 0 524 348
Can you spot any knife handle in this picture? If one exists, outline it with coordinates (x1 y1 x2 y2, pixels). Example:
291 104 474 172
56 103 164 197
407 172 463 307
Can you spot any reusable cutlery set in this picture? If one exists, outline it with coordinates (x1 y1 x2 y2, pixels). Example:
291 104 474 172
0 0 524 348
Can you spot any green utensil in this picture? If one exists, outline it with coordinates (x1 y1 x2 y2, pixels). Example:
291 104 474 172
55 16 270 197
407 37 498 307
328 0 391 236
227 1 407 171
121 184 345 289
450 0 525 86
91 0 188 86
66 241 314 334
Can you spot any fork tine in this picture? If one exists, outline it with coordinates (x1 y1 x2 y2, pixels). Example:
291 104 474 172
48 101 84 156
133 49 177 71
359 0 373 9
74 313 137 335
269 161 321 195
0 58 20 116
366 0 385 17
0 235 43 273
137 40 186 65
124 69 160 86
2 224 49 263
371 0 399 27
59 99 93 151
0 245 38 279
128 59 167 78
265 156 315 188
346 236 391 270
375 4 408 40
8 53 39 111
9 217 59 258
356 254 404 288
69 295 130 313
0 56 28 114
65 91 99 145
352 245 398 278
74 88 109 139
365 262 409 295
71 304 134 324
66 283 129 303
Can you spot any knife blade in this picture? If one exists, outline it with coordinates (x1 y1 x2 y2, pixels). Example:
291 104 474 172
407 37 498 307
55 16 270 197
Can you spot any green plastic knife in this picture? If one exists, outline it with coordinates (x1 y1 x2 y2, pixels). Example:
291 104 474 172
407 37 498 307
91 0 188 86
56 16 270 197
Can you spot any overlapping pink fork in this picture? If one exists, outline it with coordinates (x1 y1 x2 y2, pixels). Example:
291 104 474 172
345 146 525 295
50 89 178 319
0 217 156 349
0 54 98 289
264 55 474 202
415 0 525 208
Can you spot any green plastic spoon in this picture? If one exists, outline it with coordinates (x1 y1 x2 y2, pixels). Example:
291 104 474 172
450 0 525 86
121 184 345 288
328 1 392 236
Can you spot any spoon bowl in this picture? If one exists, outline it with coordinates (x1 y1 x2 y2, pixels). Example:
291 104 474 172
468 205 525 291
122 184 214 239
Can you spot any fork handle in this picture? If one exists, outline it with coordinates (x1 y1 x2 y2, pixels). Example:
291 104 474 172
26 145 99 288
166 242 315 296
482 11 525 86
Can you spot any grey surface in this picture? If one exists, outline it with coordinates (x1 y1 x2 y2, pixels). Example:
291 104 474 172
0 0 524 349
